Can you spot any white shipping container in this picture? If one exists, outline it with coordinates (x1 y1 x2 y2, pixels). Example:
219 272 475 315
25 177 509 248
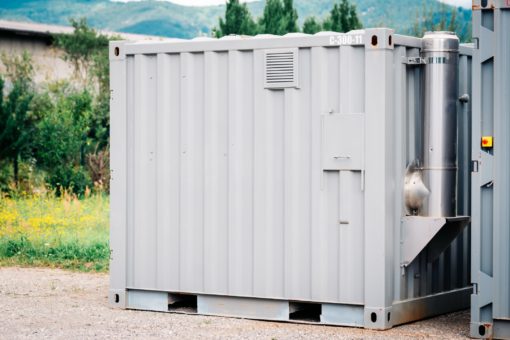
110 29 473 329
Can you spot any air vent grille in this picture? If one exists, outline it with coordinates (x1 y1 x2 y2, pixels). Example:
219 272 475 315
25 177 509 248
264 48 298 89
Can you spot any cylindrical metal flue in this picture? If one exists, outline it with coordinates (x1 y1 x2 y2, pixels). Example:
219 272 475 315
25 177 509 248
421 32 460 217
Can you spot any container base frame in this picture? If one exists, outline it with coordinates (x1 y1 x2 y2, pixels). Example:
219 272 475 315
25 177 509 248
109 287 471 330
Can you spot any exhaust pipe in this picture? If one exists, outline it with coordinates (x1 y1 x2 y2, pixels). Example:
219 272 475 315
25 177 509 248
421 32 460 217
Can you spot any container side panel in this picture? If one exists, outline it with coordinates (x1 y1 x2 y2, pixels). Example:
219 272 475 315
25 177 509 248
406 49 422 164
252 49 265 297
326 47 340 114
312 47 344 302
252 67 285 299
339 45 365 114
155 53 182 291
323 171 340 301
203 51 229 294
458 55 472 217
126 56 135 287
481 60 494 136
309 46 329 302
364 44 396 310
283 48 312 300
132 54 158 289
227 50 255 296
456 54 472 289
480 187 493 277
338 170 364 302
393 45 408 301
179 52 205 292
311 45 366 304
110 47 127 294
403 46 424 300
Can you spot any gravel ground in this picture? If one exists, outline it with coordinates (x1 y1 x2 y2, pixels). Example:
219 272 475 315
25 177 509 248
0 267 470 339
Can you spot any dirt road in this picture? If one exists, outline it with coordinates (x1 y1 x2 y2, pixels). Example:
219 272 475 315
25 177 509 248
0 267 470 339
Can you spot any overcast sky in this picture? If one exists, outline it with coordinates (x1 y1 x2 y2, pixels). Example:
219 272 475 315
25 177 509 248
113 0 471 8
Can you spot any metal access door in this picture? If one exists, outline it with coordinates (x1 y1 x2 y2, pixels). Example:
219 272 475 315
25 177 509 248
471 1 510 338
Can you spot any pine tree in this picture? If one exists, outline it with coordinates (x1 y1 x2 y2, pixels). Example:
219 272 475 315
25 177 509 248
338 0 350 32
214 0 258 38
0 52 36 185
259 0 285 35
411 4 463 40
282 0 299 33
348 2 363 30
303 16 322 34
323 0 362 33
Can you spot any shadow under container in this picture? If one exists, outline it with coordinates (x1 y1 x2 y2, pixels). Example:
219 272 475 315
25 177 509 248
109 28 473 329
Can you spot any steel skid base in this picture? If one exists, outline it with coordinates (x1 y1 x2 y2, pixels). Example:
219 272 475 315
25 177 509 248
109 287 471 330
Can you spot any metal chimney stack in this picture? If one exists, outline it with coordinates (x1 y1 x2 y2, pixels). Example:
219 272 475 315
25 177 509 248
421 31 460 217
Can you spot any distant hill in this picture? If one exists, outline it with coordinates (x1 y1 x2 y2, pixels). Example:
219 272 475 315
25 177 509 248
0 0 471 40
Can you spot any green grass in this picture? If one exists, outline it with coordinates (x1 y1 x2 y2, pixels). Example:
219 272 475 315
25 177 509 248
0 193 109 272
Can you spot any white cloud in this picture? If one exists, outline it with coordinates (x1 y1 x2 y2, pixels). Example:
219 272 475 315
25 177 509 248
111 0 259 6
437 0 471 8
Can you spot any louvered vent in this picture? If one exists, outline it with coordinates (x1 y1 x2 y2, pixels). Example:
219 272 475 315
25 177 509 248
264 48 298 89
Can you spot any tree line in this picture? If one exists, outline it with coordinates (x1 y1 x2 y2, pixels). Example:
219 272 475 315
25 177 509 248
212 0 469 42
213 0 363 37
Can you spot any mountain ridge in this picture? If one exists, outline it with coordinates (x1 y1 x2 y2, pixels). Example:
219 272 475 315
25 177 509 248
0 0 471 40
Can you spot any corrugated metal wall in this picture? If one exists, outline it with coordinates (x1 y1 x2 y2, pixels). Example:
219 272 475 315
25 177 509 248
116 35 472 306
125 45 366 304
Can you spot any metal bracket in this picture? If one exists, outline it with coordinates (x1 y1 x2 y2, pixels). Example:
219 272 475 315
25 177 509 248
401 216 470 267
402 57 426 65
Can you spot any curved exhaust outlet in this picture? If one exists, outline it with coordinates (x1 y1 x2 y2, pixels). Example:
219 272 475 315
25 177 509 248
420 31 460 217
404 160 430 216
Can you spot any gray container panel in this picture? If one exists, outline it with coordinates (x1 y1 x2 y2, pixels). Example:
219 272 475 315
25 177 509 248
123 45 367 303
155 53 182 291
110 31 473 328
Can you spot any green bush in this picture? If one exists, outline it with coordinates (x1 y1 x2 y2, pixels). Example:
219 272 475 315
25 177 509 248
47 166 91 196
33 85 93 195
0 19 112 195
